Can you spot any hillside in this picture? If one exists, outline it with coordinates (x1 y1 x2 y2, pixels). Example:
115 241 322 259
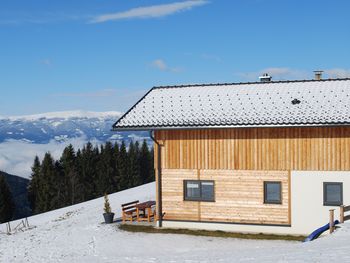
1 182 350 262
0 171 31 219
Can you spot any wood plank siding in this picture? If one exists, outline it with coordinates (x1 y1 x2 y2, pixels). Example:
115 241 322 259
154 127 350 225
155 127 350 171
161 169 290 224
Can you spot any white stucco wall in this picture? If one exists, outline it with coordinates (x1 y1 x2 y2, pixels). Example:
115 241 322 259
291 171 350 235
161 171 350 236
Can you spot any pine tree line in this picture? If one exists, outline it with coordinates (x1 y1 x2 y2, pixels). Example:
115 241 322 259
28 140 154 215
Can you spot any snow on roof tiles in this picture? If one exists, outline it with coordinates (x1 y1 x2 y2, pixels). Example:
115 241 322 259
113 79 350 130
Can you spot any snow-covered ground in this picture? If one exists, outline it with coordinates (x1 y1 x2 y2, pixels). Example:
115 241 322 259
1 182 350 262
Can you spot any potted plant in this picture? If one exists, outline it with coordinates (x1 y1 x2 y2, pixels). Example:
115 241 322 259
103 193 114 224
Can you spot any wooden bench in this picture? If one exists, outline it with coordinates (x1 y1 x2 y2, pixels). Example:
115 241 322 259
121 200 139 223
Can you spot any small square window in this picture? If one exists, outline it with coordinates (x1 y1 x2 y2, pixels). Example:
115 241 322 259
324 182 343 206
184 180 214 202
264 181 282 204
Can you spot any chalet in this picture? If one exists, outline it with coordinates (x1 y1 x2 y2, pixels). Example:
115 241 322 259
113 74 350 235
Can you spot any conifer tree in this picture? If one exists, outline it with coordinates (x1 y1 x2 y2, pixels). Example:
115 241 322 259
37 152 57 213
139 140 154 183
96 142 116 195
118 141 129 190
28 156 41 212
74 149 86 203
49 160 66 210
60 144 79 205
80 142 98 200
0 175 15 223
128 141 142 187
113 143 121 191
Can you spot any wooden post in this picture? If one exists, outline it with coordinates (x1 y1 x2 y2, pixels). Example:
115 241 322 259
329 209 335 234
7 222 11 234
340 205 345 223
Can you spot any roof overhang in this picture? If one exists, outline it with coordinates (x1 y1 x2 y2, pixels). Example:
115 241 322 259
112 122 350 132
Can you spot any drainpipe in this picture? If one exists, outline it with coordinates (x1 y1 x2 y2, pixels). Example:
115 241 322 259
150 130 162 227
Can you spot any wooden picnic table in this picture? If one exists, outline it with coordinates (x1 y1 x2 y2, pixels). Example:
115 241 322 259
136 201 156 222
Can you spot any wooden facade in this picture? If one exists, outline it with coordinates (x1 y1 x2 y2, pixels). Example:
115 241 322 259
155 127 350 171
154 126 350 225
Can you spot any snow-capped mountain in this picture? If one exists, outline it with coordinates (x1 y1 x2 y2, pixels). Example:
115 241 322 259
0 111 150 178
0 110 149 144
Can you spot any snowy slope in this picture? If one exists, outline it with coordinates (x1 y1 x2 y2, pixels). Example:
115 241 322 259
1 182 350 263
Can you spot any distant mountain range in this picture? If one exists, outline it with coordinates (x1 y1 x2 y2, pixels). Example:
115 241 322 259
0 111 151 179
0 110 149 144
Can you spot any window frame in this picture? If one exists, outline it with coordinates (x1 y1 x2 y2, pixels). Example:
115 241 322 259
323 182 343 206
183 180 215 202
264 181 282 205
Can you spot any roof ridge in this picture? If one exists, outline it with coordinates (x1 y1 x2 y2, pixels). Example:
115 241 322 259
153 78 350 89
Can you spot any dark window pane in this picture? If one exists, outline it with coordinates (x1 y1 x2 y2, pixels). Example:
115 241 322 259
201 181 214 201
186 181 200 199
324 183 343 206
326 185 341 203
265 182 281 204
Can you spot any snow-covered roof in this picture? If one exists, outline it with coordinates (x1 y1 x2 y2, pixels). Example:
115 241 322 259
113 78 350 130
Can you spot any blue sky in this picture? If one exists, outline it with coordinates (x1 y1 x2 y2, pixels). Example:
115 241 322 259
1 0 350 116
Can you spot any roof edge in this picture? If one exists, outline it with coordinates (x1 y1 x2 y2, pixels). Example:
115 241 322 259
112 86 156 129
152 78 350 90
112 122 350 131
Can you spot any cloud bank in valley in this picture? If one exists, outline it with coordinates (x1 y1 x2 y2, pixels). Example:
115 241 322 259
0 137 100 179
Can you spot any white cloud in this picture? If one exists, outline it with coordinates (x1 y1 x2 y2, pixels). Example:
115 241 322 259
152 59 168 71
0 137 100 178
325 68 350 79
90 0 208 23
151 59 182 73
40 59 52 66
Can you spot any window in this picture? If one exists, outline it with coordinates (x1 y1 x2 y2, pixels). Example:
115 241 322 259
324 182 343 206
264 181 282 204
184 180 214 201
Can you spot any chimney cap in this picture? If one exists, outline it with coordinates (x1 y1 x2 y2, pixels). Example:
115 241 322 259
314 70 323 80
259 73 272 82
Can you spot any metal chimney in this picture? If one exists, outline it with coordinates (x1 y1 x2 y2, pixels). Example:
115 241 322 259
314 70 323 80
259 73 272 82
